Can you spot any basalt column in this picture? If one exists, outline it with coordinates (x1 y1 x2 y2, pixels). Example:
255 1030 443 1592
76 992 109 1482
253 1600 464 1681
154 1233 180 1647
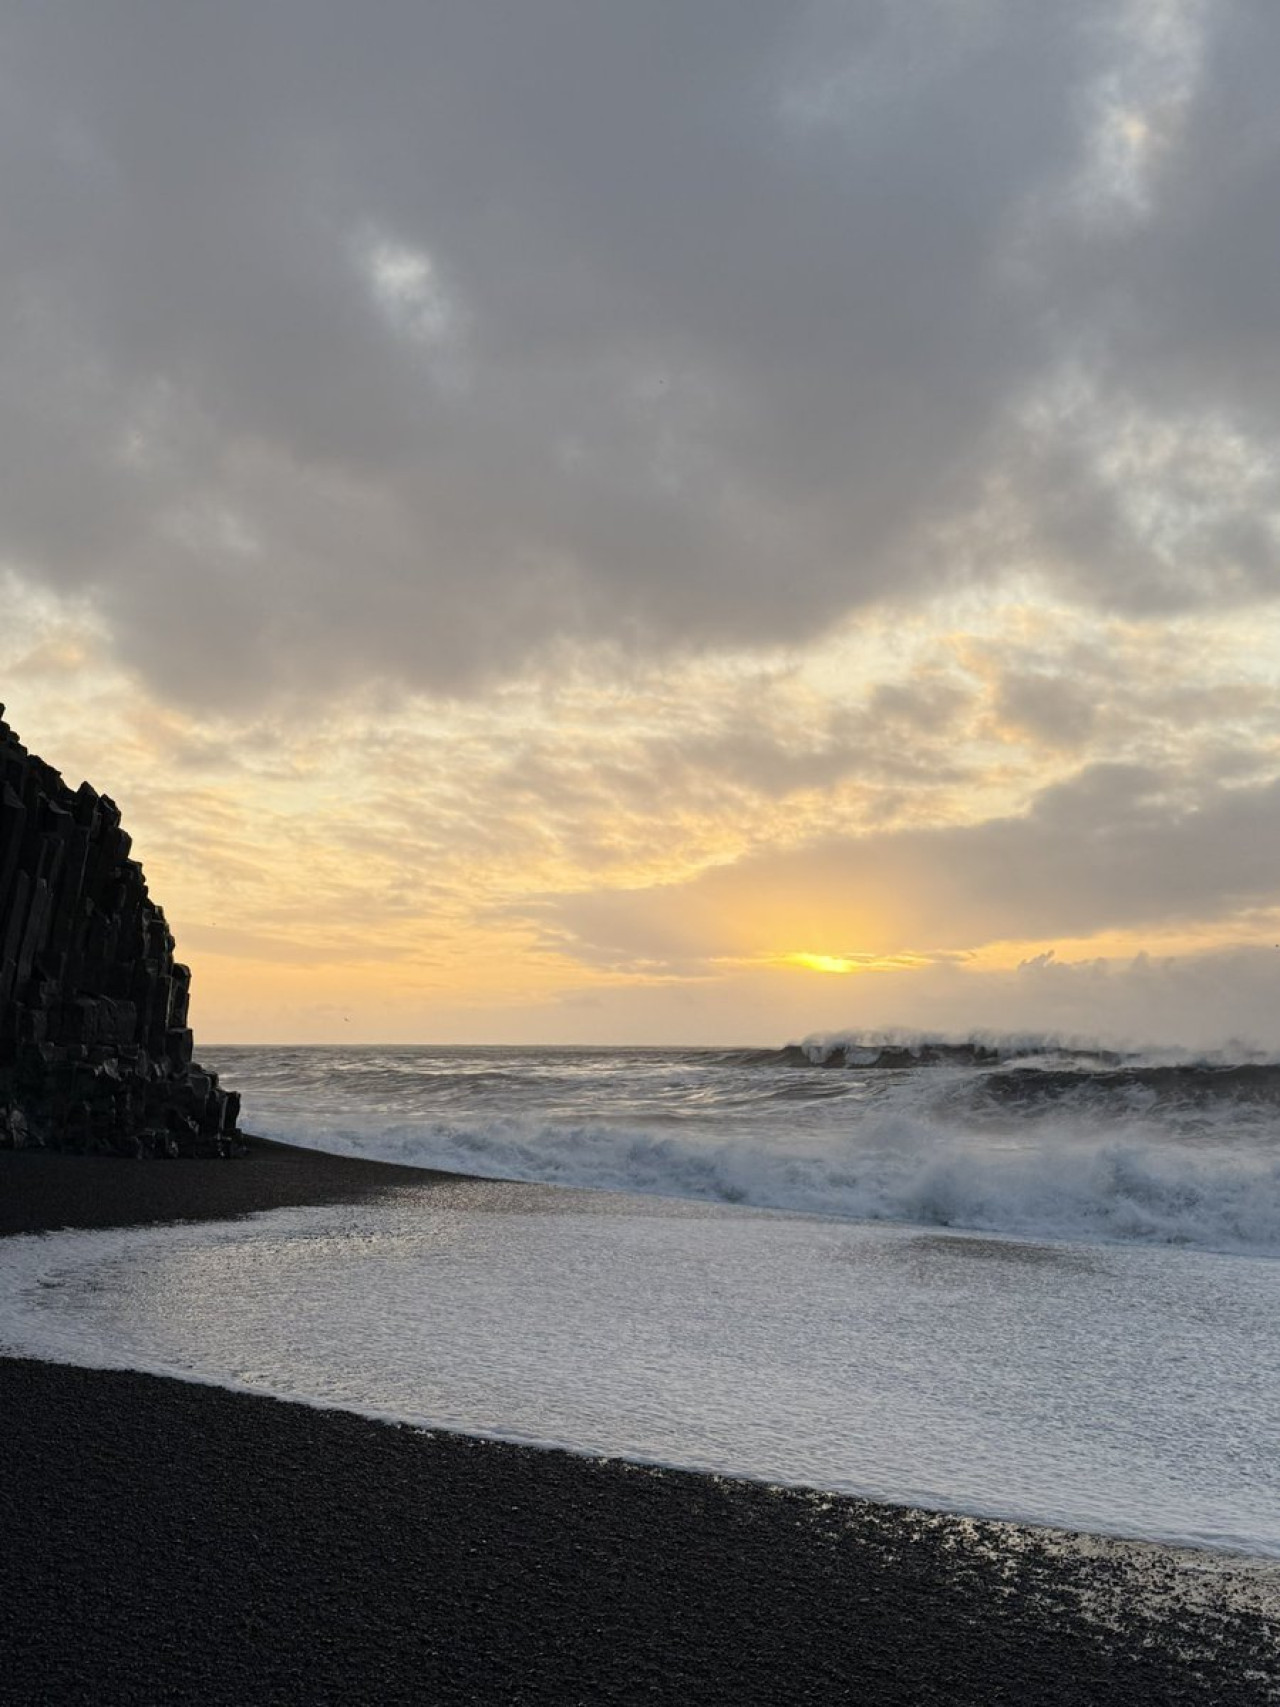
0 707 241 1157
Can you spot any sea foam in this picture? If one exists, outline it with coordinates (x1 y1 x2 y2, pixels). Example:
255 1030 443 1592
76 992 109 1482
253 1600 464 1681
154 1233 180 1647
239 1113 1280 1253
4 1182 1279 1557
211 1039 1280 1256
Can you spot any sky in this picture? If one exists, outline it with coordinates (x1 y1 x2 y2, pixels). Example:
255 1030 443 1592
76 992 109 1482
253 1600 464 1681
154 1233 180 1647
4 0 1280 1048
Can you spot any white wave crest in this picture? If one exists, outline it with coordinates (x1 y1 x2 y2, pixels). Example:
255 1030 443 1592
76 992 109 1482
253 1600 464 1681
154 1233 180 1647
797 1027 1280 1069
253 1110 1280 1256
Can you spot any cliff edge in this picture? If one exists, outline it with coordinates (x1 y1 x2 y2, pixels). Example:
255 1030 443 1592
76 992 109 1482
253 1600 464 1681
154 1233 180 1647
0 707 240 1157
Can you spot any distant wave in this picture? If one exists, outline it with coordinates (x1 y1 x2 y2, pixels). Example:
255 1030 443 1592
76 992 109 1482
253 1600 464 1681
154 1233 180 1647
794 1028 1280 1072
250 1108 1280 1256
745 1032 1280 1112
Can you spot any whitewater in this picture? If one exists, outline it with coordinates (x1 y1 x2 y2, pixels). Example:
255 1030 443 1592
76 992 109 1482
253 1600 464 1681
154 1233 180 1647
217 1040 1280 1254
4 1039 1278 1556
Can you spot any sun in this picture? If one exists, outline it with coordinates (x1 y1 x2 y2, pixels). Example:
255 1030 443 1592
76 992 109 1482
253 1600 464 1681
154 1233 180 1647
783 951 936 976
786 952 861 975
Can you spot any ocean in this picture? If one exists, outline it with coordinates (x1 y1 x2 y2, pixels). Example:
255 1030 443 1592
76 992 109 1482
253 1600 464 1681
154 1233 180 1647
3 1037 1279 1556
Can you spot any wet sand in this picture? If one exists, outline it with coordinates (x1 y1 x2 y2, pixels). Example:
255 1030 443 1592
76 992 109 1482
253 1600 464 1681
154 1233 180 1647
2 1140 1277 1705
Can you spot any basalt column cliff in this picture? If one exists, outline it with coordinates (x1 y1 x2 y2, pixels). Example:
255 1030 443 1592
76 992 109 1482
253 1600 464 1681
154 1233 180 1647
0 708 240 1157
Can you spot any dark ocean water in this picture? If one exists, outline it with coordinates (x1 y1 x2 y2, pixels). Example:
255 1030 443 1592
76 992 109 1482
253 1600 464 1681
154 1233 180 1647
207 1035 1280 1254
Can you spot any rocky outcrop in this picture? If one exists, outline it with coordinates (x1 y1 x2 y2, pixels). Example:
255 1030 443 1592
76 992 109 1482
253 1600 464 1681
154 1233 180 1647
0 707 240 1157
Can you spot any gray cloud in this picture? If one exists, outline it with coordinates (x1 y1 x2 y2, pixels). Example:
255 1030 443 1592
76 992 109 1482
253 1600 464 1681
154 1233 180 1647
539 761 1280 971
1012 2 1280 610
7 2 1265 704
994 671 1096 750
789 945 1280 1053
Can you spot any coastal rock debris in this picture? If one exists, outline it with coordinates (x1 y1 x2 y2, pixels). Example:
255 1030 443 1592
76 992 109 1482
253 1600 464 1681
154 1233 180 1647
0 707 240 1158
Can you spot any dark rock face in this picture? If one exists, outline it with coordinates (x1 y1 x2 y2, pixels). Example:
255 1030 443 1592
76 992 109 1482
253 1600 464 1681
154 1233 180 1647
0 707 240 1158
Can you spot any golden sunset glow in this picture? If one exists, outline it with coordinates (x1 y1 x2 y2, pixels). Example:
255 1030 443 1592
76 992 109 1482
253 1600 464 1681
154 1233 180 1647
5 557 1280 1048
783 954 936 977
787 955 864 976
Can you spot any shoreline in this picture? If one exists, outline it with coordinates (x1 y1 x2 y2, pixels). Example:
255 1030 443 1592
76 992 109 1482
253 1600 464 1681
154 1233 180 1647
0 1132 454 1238
3 1142 1278 1703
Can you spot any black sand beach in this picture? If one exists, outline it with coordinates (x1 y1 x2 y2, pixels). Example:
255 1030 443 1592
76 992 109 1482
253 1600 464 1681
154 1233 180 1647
3 1142 1278 1706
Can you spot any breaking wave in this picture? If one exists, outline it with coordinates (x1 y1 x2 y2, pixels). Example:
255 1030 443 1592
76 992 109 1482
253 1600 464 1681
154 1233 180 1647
207 1037 1280 1257
242 1111 1278 1257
